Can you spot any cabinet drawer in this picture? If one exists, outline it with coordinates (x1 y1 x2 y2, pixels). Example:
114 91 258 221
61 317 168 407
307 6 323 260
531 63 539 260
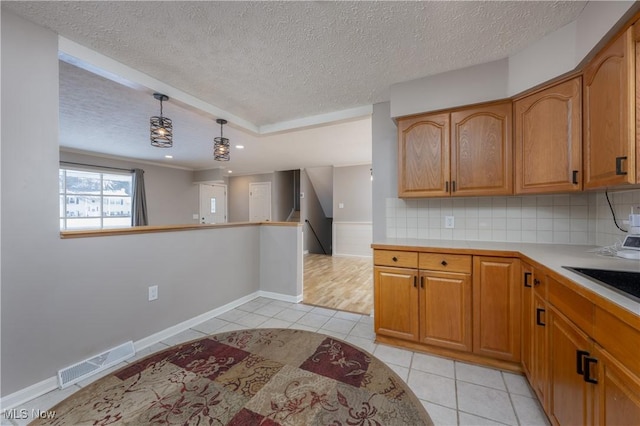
374 250 418 268
548 275 593 335
594 307 640 377
419 253 472 273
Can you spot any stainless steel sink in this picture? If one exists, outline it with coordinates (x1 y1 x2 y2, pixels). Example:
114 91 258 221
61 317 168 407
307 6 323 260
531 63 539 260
563 267 640 302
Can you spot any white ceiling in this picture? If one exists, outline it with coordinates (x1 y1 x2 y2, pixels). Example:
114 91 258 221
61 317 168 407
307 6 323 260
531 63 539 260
4 1 587 173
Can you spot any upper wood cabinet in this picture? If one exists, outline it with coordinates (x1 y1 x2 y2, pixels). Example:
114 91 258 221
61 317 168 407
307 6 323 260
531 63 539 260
398 113 450 197
451 102 513 196
398 102 513 198
583 25 637 189
514 77 582 194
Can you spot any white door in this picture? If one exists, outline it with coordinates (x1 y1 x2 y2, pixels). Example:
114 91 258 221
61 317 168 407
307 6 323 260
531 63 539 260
199 184 227 224
249 182 271 222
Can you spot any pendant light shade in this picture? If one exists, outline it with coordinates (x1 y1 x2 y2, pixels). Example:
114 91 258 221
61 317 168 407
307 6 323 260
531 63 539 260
214 118 230 161
150 93 173 148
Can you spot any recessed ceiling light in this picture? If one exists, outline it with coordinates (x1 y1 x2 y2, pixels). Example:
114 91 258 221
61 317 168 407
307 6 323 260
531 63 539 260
235 145 245 149
228 170 233 173
164 155 173 159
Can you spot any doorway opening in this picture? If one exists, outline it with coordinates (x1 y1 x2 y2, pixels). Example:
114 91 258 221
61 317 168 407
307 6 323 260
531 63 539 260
303 253 373 315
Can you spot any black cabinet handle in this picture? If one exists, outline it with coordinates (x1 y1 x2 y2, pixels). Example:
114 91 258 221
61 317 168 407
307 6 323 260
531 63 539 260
441 260 448 266
452 181 457 192
413 276 417 288
392 256 398 262
536 308 546 326
420 276 424 289
583 357 598 384
572 170 579 185
524 272 532 288
616 156 628 175
533 278 541 286
445 181 449 192
576 350 589 375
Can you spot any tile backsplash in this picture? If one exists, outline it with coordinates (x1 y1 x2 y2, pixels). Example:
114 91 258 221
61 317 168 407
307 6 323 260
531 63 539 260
385 189 640 247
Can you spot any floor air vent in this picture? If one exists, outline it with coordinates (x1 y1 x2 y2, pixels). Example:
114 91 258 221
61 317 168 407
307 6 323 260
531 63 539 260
58 341 135 389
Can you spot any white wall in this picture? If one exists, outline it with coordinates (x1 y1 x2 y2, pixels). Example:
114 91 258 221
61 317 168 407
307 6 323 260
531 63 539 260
1 11 301 400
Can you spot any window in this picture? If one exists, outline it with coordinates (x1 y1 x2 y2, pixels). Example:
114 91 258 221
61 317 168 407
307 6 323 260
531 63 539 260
59 168 133 230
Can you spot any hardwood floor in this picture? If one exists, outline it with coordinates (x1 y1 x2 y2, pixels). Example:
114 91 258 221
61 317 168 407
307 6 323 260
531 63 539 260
303 254 374 315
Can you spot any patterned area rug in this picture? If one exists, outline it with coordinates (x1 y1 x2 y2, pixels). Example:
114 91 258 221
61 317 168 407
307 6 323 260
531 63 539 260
32 328 433 425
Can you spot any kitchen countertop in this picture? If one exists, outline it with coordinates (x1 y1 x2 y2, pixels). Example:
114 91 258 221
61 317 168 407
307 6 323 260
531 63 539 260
372 239 640 316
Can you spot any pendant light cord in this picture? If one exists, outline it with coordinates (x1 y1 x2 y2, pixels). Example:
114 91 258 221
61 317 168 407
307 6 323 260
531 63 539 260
606 189 627 232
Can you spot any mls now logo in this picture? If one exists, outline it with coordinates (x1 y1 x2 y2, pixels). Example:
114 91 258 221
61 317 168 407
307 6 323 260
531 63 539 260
3 409 56 420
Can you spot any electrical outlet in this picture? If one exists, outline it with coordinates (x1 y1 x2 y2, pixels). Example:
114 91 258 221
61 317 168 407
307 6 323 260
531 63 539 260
148 285 158 301
192 213 199 220
445 216 455 229
339 203 344 209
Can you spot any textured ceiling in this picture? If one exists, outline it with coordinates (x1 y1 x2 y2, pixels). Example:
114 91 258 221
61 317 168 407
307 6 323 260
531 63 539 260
58 61 372 172
5 1 586 127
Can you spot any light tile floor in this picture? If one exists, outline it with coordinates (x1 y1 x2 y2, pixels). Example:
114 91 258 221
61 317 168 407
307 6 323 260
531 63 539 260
1 297 550 426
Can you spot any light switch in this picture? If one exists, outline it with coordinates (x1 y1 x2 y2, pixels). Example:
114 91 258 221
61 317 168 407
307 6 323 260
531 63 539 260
339 203 344 209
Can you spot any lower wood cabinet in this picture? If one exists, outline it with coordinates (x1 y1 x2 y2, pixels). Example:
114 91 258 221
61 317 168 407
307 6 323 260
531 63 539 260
548 307 594 426
593 344 640 425
374 250 520 365
373 246 640 426
521 263 534 378
473 256 521 362
532 290 549 408
419 269 472 352
373 266 419 341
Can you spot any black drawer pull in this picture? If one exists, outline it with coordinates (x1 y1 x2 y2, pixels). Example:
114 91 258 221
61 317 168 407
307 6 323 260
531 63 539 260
524 272 532 288
536 308 546 326
445 181 449 193
452 181 457 192
616 156 628 175
583 357 598 384
392 256 398 262
572 170 579 185
413 276 417 288
420 276 424 289
576 350 589 375
441 260 448 266
533 278 541 286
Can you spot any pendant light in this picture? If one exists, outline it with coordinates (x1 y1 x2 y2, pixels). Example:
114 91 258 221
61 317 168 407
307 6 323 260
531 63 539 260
214 118 230 161
150 93 173 148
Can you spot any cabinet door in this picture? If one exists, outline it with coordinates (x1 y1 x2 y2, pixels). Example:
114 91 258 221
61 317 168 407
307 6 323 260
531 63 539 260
374 266 419 341
473 257 521 361
532 292 549 409
583 26 636 188
521 264 534 378
514 77 582 194
593 344 640 426
548 308 595 426
398 113 450 197
451 102 513 196
419 270 472 352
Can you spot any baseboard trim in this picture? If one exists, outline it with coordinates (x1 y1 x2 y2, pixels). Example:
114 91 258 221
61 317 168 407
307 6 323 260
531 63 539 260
332 253 373 259
133 291 261 352
257 290 303 303
0 290 298 410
